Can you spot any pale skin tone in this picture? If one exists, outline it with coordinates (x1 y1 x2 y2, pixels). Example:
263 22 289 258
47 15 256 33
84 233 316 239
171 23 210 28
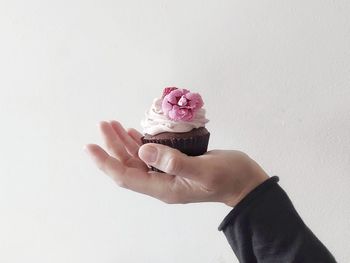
85 120 269 207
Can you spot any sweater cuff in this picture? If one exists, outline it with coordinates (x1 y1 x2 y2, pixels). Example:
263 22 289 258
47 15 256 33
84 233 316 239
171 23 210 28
218 176 279 231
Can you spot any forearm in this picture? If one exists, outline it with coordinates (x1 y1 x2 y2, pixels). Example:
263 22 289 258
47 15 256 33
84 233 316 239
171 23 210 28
219 176 336 263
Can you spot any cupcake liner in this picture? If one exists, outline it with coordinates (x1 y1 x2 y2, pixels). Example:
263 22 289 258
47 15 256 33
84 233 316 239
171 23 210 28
141 132 210 173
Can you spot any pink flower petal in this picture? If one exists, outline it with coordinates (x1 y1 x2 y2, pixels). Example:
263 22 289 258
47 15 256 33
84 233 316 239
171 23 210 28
162 100 173 114
162 87 178 98
178 96 188 106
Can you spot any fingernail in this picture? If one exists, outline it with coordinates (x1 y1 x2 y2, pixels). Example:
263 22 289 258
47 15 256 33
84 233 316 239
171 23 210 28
139 145 158 163
83 146 92 158
83 145 88 153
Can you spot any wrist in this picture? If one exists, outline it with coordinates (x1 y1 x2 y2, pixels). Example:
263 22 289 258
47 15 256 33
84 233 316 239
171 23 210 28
225 159 269 207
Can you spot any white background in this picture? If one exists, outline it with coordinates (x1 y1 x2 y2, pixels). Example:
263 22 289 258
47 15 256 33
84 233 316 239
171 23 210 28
1 0 349 262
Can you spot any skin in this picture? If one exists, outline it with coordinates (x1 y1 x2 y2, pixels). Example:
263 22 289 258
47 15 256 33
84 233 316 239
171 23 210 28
85 120 269 207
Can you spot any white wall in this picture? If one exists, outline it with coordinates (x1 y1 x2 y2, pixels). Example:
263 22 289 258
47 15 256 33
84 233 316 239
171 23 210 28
1 0 349 262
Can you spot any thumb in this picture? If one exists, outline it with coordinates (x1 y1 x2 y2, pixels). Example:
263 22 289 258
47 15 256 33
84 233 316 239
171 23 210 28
138 143 202 178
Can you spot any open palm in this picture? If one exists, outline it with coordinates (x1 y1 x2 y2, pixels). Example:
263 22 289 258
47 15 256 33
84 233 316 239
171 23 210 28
98 120 148 171
85 121 213 203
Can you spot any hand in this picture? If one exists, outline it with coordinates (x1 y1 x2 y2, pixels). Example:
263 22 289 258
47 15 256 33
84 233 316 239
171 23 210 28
85 121 269 206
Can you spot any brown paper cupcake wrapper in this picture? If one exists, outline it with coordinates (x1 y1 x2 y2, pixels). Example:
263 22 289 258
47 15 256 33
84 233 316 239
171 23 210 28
141 132 210 173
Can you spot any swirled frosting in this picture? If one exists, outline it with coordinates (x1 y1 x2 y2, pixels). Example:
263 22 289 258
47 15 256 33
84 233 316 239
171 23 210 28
141 98 209 135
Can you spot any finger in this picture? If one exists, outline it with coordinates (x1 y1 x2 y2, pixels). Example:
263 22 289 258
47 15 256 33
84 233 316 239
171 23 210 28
84 144 120 171
127 128 143 146
99 121 131 162
138 143 203 179
84 144 185 204
110 121 140 157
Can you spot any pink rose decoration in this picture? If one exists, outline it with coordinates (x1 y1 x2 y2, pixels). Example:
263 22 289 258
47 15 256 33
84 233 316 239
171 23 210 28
161 87 204 121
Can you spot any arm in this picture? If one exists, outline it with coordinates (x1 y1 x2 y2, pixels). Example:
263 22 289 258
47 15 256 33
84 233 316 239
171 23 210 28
85 120 336 262
219 176 336 263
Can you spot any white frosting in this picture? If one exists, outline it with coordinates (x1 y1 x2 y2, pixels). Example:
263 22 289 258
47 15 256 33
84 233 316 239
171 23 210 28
141 98 209 135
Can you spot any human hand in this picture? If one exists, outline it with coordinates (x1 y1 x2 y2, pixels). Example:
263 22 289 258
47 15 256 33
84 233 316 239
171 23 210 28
85 121 269 206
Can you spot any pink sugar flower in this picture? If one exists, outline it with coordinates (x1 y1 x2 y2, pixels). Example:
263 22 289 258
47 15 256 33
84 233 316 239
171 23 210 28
161 87 204 121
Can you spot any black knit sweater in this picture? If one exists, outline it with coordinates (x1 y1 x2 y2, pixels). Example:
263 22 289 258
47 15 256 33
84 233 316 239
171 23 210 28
219 176 336 263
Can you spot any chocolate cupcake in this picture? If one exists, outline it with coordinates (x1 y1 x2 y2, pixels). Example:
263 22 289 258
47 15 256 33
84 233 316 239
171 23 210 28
141 87 210 172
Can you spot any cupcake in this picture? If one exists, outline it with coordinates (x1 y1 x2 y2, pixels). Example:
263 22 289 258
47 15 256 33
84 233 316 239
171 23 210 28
141 87 210 172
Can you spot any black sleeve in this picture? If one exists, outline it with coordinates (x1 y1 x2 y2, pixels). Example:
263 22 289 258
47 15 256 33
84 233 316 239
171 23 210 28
218 176 337 263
